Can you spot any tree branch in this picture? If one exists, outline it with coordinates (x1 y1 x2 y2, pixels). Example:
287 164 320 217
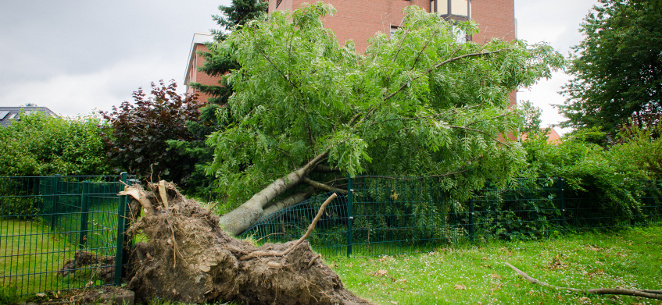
408 27 441 72
505 262 662 300
261 192 310 220
314 164 337 172
240 193 338 260
384 48 510 100
302 177 348 194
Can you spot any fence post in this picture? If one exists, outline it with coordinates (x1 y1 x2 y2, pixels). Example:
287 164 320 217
50 175 61 230
469 198 475 242
79 181 90 248
347 176 354 258
558 178 565 229
115 172 129 285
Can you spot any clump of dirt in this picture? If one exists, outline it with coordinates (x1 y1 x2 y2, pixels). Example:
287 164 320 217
58 251 115 283
122 181 370 305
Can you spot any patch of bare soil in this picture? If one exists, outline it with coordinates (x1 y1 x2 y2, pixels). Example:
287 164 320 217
121 181 371 305
27 286 134 305
58 251 115 284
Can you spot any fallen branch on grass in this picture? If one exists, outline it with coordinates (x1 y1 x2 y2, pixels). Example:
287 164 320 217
505 262 662 300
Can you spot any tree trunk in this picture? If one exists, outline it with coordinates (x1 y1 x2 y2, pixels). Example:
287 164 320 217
218 151 328 235
262 192 310 220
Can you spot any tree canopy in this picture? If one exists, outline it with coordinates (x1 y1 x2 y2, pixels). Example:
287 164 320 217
207 3 564 233
560 0 662 134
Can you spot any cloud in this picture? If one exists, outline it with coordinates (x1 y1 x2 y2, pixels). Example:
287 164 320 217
0 57 184 117
519 72 572 132
514 0 598 133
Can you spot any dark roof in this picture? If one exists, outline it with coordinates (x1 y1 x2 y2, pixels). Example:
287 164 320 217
0 106 57 127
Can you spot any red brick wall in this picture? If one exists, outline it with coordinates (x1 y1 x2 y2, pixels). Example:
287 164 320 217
270 0 515 53
471 0 516 44
190 0 517 104
302 0 429 53
185 44 218 103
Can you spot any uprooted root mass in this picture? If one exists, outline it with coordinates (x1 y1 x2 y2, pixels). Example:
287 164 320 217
121 181 370 305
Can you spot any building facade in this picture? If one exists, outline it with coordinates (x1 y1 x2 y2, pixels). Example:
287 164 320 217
184 33 216 102
268 0 515 53
185 0 516 103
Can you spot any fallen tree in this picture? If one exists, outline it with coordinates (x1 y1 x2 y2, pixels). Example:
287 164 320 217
121 181 370 305
207 3 565 235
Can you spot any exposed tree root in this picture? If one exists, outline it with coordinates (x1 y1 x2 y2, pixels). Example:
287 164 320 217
505 262 662 300
120 182 370 305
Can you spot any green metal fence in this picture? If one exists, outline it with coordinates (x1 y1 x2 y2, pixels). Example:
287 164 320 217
0 174 136 295
241 176 662 257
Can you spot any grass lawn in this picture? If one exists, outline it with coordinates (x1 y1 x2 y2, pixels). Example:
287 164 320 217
328 226 662 304
0 211 120 297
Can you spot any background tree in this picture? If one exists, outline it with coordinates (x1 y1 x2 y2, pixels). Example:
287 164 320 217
207 3 564 235
174 0 268 200
560 0 662 134
190 0 268 106
516 100 543 135
0 112 110 176
101 80 203 184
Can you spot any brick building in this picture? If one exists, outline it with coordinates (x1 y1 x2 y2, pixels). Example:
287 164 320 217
185 0 516 103
269 0 515 53
184 33 215 102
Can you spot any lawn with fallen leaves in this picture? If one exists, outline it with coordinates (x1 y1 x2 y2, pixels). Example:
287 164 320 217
328 225 662 304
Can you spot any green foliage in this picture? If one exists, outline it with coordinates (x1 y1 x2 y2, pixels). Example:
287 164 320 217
471 178 560 240
561 0 662 134
191 0 268 105
611 123 662 179
173 0 267 201
208 3 564 209
211 0 268 41
0 197 39 218
101 80 203 183
522 128 655 226
0 112 110 176
0 285 22 305
515 100 542 134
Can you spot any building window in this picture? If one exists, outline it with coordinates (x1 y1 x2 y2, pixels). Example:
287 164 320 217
390 26 399 38
431 0 471 20
276 0 283 8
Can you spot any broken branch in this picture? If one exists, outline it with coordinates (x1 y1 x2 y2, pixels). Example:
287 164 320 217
240 193 338 260
303 177 348 195
505 262 662 300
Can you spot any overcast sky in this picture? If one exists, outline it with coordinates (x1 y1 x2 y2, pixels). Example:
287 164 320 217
0 0 598 131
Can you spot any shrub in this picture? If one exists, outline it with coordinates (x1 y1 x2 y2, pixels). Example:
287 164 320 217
100 80 203 184
0 112 110 176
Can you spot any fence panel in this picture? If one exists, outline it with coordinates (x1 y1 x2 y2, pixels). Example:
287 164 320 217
0 174 135 296
241 176 662 258
241 192 350 257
